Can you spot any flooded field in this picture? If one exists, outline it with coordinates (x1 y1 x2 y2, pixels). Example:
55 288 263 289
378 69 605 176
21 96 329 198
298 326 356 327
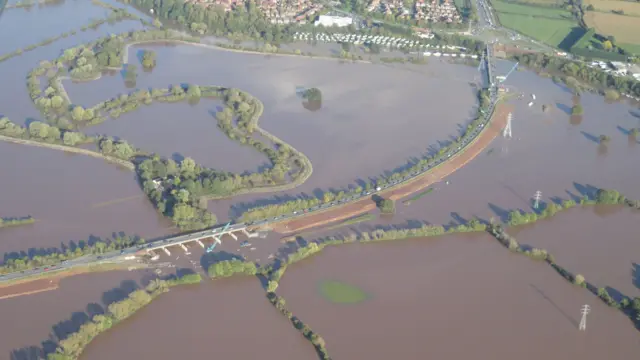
1 269 147 360
0 18 145 124
356 65 640 229
0 141 171 255
278 235 640 360
512 206 640 299
81 276 316 360
63 44 479 221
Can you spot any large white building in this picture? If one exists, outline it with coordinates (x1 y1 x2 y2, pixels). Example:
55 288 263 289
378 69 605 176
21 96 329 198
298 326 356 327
314 15 353 27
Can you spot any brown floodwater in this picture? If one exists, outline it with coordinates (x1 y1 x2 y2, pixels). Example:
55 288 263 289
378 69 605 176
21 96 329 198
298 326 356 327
62 43 479 221
0 141 171 255
0 269 148 360
278 234 640 360
353 65 640 230
511 206 640 300
81 276 317 360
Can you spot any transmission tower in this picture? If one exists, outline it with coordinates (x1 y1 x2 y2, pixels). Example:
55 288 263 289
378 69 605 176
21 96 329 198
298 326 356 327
533 191 542 209
503 112 513 138
579 304 590 331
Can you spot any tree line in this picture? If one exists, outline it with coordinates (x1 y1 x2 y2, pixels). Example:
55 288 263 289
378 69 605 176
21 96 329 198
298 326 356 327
0 234 144 275
506 188 639 227
487 220 640 331
0 117 93 146
0 216 34 228
513 53 640 98
239 89 492 222
47 274 201 360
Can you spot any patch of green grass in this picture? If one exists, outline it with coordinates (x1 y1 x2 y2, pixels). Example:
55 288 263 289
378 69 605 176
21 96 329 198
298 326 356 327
403 188 434 205
318 280 370 304
492 0 580 48
620 43 640 56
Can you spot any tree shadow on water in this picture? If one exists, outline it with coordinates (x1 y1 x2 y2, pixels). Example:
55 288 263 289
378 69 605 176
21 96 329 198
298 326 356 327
9 280 146 360
580 131 600 144
632 263 640 290
488 202 511 223
573 182 599 199
101 279 139 306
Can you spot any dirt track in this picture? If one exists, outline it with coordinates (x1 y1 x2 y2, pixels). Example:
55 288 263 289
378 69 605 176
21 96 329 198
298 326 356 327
0 277 59 300
271 102 513 234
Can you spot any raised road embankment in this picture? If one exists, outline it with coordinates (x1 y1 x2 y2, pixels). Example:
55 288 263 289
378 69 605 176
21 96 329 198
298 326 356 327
271 101 512 234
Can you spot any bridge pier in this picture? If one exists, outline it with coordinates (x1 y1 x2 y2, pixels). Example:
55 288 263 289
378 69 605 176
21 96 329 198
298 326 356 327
196 239 204 248
179 243 190 254
162 247 171 256
228 232 238 241
242 229 258 238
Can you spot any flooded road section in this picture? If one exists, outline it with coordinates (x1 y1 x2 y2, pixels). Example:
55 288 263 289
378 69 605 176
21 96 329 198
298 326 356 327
1 270 147 360
0 141 171 255
511 206 640 299
63 44 479 220
278 235 640 360
81 276 317 360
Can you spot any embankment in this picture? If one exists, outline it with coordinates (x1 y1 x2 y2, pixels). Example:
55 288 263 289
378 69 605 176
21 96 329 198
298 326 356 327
0 135 135 170
271 102 512 234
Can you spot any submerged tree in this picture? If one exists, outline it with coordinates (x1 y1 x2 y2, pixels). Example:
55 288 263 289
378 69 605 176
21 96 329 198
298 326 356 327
302 87 322 112
140 50 156 70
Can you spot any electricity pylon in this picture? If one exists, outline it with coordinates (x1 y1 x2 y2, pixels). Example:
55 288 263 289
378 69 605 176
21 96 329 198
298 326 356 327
503 112 512 138
533 191 542 209
579 304 590 331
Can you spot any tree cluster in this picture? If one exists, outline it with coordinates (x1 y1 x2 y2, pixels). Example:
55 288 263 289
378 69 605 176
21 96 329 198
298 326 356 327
207 259 257 278
514 53 640 97
0 117 91 146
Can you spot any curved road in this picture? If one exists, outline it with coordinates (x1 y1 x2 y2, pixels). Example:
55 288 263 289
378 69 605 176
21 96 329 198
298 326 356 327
0 46 498 285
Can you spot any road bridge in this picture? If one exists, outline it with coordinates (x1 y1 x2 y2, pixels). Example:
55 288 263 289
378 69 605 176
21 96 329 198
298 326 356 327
139 224 258 257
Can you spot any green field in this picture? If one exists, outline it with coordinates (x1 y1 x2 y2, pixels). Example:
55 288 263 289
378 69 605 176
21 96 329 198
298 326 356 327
492 0 584 49
318 280 370 304
621 43 640 56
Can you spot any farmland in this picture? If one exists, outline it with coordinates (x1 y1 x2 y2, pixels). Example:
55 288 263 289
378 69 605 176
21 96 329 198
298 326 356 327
491 0 583 48
584 11 640 46
584 0 640 16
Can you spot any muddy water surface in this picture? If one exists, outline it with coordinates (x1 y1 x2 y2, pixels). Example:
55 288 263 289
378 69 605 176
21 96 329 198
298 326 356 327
81 276 317 360
512 206 640 299
62 44 479 221
278 235 640 360
0 269 147 360
0 141 171 255
364 66 640 229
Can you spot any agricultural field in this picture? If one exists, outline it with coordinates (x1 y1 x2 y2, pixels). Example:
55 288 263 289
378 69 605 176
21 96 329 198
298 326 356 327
584 0 640 16
584 11 640 45
491 0 583 48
